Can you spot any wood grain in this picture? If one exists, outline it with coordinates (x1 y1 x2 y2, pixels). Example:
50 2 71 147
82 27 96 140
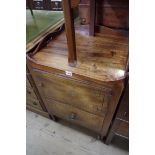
70 0 80 8
105 81 129 144
28 25 128 82
78 0 129 29
45 99 104 133
62 0 77 66
27 24 128 138
32 68 111 117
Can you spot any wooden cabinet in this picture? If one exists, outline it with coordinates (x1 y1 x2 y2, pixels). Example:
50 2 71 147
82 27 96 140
79 0 129 29
26 0 128 142
27 24 128 138
105 82 129 144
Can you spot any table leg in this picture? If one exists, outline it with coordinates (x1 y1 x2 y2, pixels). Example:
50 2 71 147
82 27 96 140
89 0 96 36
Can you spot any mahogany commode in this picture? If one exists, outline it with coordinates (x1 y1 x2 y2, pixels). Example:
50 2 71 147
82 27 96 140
26 0 129 140
27 25 128 139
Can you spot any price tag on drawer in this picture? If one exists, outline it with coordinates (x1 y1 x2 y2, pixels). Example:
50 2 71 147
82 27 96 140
65 71 72 77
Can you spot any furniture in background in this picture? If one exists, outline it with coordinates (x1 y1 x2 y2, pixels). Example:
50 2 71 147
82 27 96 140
79 0 129 33
26 0 63 11
105 81 129 144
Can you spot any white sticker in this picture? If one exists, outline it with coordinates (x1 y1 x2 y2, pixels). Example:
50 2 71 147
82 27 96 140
65 71 72 77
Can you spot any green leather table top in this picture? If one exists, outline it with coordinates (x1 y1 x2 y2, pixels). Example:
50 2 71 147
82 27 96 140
26 10 64 44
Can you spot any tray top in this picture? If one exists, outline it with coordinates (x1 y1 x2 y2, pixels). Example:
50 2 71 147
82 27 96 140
30 25 128 82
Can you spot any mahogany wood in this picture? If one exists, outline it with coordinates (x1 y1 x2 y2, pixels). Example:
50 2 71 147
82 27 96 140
70 0 80 8
105 81 129 144
31 68 111 117
45 99 104 132
62 0 77 66
27 25 128 82
79 0 129 29
27 25 128 137
26 0 129 141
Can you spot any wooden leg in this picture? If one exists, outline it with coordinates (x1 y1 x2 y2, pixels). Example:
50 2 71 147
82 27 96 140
89 0 96 36
49 115 58 122
62 0 77 66
105 131 115 145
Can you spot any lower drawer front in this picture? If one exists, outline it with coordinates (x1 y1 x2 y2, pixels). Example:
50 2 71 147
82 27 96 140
115 120 129 138
46 99 104 133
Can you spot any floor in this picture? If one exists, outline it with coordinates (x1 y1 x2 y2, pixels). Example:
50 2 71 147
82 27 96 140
26 110 129 155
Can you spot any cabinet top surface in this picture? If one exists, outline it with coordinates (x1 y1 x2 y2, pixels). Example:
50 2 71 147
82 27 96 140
31 25 128 82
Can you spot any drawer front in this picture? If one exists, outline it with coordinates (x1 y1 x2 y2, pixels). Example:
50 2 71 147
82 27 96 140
45 99 104 132
33 69 112 117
